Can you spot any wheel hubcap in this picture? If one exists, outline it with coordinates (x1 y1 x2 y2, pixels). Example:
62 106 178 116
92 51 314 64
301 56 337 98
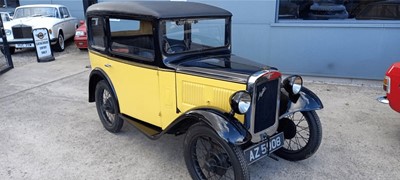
204 153 230 176
59 35 64 49
101 89 115 125
192 136 234 179
278 118 297 139
104 99 115 114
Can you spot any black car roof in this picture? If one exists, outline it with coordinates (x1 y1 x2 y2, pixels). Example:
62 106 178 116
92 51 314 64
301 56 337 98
86 1 232 19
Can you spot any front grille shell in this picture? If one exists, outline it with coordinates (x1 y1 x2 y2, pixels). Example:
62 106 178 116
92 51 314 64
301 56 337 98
246 70 281 143
12 25 33 39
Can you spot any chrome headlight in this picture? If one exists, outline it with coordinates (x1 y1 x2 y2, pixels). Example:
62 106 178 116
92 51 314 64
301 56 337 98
230 91 251 114
283 75 303 95
5 29 11 36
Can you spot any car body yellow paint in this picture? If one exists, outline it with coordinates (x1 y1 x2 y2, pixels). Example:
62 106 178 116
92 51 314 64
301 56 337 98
90 52 161 126
89 51 246 129
175 73 246 124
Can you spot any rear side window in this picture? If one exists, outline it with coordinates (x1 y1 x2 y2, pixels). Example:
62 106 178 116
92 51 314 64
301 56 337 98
109 18 154 61
88 17 106 51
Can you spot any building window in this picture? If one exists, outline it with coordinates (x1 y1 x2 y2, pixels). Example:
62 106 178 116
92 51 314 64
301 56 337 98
89 17 106 51
278 0 400 21
109 18 154 61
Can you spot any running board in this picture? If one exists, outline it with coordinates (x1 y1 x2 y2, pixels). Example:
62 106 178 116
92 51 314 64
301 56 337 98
119 114 163 139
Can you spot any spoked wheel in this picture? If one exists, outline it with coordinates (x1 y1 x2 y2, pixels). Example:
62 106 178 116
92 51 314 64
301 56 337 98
184 123 249 180
95 80 123 133
275 111 322 161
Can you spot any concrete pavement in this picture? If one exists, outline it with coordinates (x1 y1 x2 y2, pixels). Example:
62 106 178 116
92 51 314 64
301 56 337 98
0 51 399 179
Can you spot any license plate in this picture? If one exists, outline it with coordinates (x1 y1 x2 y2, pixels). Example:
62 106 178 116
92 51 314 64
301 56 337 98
244 132 284 164
15 43 34 48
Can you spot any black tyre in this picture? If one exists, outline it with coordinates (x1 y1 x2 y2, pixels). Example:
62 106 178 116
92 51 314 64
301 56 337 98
184 123 249 180
1 46 15 55
95 80 123 133
275 111 322 161
53 32 65 52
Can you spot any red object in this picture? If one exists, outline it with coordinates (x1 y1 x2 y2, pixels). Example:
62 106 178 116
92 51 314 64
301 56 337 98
74 23 87 49
385 62 400 112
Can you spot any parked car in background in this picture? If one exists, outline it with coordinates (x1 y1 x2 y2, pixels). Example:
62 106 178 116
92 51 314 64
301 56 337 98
0 6 16 18
0 12 11 22
74 21 87 50
378 62 400 113
0 4 79 54
87 2 324 179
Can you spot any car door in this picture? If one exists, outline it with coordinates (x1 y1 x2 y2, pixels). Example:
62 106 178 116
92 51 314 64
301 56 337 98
59 7 74 38
103 18 162 127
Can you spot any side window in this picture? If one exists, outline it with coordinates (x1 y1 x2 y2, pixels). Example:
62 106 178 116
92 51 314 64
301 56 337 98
89 17 106 50
59 7 69 18
63 8 70 18
109 18 154 61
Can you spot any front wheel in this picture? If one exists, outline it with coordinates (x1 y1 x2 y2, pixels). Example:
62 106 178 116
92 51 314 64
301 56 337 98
275 111 322 161
53 32 65 52
184 123 249 180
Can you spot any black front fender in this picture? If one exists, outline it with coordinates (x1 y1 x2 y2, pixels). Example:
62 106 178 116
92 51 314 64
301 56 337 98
279 87 323 119
169 108 251 145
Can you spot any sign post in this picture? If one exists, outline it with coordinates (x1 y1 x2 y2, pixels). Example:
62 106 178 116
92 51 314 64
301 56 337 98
32 28 55 62
0 13 13 74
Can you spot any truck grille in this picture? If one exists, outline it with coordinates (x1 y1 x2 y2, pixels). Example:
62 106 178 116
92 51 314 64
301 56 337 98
253 78 279 134
12 26 33 39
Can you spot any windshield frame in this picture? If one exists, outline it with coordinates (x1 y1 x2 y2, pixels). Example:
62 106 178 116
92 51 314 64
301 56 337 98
13 7 60 19
160 17 231 56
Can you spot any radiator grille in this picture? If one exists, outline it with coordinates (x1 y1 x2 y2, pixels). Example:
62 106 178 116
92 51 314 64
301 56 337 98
12 26 33 39
253 79 279 134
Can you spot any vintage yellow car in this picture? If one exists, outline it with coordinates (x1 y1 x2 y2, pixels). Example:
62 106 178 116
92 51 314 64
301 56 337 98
87 2 323 179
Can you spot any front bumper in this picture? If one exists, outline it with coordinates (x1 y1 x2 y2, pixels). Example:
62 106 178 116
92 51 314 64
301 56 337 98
377 96 389 104
0 38 58 48
74 37 87 49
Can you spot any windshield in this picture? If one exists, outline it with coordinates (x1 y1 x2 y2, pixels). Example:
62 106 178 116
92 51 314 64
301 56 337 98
14 7 59 19
161 18 228 54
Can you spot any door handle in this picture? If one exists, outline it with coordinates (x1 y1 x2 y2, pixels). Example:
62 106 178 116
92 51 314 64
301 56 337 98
104 64 112 68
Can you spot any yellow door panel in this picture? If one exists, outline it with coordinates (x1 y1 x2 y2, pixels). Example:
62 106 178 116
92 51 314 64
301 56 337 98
176 73 246 123
158 71 179 129
89 52 162 127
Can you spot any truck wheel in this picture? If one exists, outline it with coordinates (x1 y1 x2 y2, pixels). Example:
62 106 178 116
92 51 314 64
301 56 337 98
95 80 123 133
53 32 65 52
184 123 249 180
275 111 322 161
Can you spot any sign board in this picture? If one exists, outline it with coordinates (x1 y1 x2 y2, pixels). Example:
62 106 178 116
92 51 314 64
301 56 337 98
32 28 54 62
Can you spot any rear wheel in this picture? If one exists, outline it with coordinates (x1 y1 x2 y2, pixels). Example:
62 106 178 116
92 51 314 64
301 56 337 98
275 111 322 161
95 80 123 133
184 123 249 180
